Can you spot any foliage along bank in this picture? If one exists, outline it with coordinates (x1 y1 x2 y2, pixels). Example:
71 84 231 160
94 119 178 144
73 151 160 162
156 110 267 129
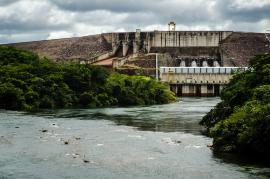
0 46 176 111
200 54 270 156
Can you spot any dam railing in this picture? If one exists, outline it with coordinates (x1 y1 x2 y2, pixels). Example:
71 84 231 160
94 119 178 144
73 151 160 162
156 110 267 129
160 67 248 74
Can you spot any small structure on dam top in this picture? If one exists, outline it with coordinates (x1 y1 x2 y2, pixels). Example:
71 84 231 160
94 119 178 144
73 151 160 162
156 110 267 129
7 22 270 96
168 21 176 31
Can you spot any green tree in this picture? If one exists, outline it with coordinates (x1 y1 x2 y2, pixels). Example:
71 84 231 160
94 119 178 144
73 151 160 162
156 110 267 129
0 46 176 111
200 53 270 156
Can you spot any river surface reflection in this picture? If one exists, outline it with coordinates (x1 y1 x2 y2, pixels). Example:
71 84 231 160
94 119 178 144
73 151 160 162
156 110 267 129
0 98 269 179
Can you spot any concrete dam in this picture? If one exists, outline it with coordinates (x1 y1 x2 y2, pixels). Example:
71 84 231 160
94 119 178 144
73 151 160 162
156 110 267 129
7 23 270 96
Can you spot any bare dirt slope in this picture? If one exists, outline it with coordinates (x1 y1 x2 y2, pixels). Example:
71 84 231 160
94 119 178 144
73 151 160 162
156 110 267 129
221 32 269 66
8 35 112 62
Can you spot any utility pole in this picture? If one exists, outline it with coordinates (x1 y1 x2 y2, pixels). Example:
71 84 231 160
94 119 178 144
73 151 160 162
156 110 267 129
156 53 159 81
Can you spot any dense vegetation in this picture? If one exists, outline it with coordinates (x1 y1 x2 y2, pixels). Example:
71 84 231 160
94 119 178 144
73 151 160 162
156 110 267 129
0 46 175 111
200 54 270 156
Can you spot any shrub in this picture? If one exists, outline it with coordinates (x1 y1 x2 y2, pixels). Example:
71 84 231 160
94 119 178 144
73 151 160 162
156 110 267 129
0 46 176 111
200 53 270 156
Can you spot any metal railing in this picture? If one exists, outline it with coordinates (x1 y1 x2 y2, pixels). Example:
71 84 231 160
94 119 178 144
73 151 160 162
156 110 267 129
160 67 248 74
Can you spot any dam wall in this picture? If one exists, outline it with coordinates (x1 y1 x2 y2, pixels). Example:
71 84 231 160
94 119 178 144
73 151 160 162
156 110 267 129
104 31 232 57
150 31 232 47
5 29 269 70
101 31 269 74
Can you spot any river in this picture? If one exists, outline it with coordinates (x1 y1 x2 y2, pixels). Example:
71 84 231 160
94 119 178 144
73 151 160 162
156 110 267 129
0 98 269 179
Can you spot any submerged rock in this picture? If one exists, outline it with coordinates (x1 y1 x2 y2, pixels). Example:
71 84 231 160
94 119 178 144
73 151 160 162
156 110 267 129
83 159 90 163
162 138 182 145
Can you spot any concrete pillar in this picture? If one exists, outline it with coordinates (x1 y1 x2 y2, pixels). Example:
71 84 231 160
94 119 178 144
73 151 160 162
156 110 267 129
143 40 147 53
135 29 141 40
213 61 220 67
182 85 196 96
131 29 141 54
175 85 179 96
112 42 118 54
146 33 151 53
182 85 189 96
180 60 186 67
122 41 129 57
191 61 197 67
147 41 151 53
112 33 119 54
201 85 208 97
133 41 139 54
143 40 151 53
202 61 208 67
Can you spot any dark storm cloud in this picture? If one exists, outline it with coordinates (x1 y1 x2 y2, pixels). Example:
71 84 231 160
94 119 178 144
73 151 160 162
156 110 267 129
50 0 270 22
51 0 159 12
215 0 270 22
0 17 69 33
122 12 208 28
0 0 72 33
0 0 20 6
0 32 49 44
51 0 215 24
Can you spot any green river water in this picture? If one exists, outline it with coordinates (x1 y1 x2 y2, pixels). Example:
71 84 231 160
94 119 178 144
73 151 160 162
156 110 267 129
0 98 269 179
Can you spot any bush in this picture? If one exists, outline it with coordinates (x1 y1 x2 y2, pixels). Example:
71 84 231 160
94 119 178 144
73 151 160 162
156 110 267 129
0 46 38 65
211 101 270 154
0 83 24 110
79 92 97 107
200 53 270 156
253 85 270 103
39 96 54 109
106 73 176 106
0 46 176 111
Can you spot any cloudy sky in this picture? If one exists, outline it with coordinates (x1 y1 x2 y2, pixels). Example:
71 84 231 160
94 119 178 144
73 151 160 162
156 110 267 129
0 0 270 44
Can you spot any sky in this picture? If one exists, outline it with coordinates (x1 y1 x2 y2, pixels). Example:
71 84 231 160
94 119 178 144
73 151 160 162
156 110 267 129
0 0 270 44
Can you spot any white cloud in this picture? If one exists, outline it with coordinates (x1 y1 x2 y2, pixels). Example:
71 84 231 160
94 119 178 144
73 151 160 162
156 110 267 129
0 0 269 43
47 31 74 40
73 23 115 35
230 0 270 10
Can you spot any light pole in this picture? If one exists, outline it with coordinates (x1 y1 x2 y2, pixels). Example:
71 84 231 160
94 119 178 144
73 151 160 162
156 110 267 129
156 53 159 81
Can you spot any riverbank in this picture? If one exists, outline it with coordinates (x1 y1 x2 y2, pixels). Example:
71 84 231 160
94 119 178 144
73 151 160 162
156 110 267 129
200 54 270 157
0 46 175 111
